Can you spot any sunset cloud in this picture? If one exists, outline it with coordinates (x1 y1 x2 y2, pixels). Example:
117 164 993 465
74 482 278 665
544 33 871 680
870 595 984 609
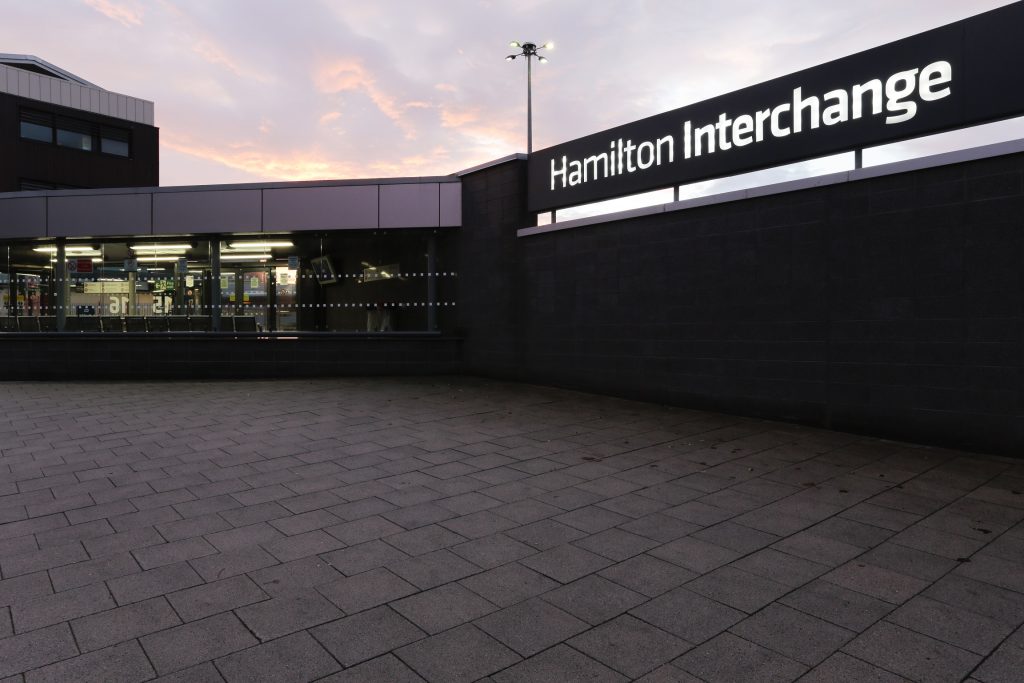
314 58 418 139
82 0 142 27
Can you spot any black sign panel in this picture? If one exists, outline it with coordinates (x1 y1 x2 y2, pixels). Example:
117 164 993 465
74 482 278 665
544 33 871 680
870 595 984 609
527 2 1024 212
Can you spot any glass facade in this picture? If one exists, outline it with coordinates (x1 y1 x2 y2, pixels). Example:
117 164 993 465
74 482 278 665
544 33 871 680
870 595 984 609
0 230 455 333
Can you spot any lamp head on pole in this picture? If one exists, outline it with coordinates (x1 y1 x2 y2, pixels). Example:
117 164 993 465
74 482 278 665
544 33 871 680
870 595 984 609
505 39 553 155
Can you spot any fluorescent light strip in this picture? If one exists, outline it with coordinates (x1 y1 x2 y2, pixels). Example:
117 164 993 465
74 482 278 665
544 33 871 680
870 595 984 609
34 247 101 255
130 244 192 252
226 241 293 250
220 253 273 261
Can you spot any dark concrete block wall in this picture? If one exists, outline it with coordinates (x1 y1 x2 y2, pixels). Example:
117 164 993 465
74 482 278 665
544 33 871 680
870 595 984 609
456 161 530 375
457 154 1024 456
1 336 462 380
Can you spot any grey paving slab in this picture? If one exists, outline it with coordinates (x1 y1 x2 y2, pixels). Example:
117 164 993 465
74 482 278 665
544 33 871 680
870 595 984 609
167 575 267 623
475 597 588 657
394 623 520 683
140 612 258 675
599 554 698 597
214 631 340 683
843 621 981 682
2 378 1023 682
729 603 854 666
491 643 628 683
312 605 424 667
630 587 745 644
317 566 417 614
648 535 740 573
922 574 1024 626
823 560 930 604
518 543 613 583
685 565 791 613
71 596 181 652
320 539 408 576
674 631 807 682
449 533 535 569
972 642 1024 683
797 652 908 682
392 582 496 634
888 595 1014 655
23 640 154 683
11 582 113 633
317 654 426 682
460 562 560 607
0 623 78 678
780 579 896 632
569 614 691 678
542 574 647 625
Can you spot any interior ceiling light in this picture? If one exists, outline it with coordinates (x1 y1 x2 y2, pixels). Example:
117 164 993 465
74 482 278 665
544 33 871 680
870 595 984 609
135 255 185 262
130 244 192 251
34 246 100 255
226 241 293 250
220 253 273 261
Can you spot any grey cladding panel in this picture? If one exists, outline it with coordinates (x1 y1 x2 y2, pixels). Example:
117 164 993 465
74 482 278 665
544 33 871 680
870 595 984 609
0 197 47 238
440 183 461 226
263 185 377 231
48 194 152 237
154 190 261 235
379 183 440 228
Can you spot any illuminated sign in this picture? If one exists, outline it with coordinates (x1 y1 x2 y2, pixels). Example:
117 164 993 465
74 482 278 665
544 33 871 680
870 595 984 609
528 3 1024 212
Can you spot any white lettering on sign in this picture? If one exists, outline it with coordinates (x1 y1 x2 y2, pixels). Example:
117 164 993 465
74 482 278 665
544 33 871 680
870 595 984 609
550 60 952 191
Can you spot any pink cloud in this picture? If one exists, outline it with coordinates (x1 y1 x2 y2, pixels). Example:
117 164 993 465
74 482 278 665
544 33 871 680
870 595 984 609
82 0 142 27
314 58 423 139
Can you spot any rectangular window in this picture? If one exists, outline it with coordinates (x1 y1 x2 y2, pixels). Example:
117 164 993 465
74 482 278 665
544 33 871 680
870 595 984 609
19 110 53 143
56 117 94 151
100 126 130 157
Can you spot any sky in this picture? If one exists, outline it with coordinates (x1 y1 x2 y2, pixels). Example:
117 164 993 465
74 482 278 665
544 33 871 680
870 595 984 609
1 0 1021 202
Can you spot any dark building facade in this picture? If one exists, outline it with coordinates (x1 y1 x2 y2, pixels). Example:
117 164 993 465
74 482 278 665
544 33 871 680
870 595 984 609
0 142 1020 456
0 55 158 191
458 145 1024 458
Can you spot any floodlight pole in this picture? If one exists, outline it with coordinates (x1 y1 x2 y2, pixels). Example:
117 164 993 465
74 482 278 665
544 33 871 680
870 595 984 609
527 53 533 154
507 41 551 155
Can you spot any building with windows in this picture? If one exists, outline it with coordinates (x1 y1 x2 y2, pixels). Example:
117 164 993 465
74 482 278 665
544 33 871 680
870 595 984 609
0 3 1022 457
0 54 158 192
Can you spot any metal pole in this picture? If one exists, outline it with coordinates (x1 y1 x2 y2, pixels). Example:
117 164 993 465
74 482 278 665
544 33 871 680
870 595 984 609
210 238 221 332
56 237 66 332
527 54 533 154
426 233 437 332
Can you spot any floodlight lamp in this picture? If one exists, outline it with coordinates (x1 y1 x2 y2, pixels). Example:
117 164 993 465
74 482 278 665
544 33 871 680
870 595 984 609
544 41 554 49
506 55 516 61
509 40 520 48
538 56 548 63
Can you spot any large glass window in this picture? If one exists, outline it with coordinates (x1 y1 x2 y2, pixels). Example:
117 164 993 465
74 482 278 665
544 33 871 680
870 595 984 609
0 230 457 333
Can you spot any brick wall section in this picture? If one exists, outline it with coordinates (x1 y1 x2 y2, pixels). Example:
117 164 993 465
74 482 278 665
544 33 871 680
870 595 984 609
459 154 1024 455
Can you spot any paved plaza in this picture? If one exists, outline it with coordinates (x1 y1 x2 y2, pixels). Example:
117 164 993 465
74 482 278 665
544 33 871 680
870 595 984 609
0 377 1022 682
